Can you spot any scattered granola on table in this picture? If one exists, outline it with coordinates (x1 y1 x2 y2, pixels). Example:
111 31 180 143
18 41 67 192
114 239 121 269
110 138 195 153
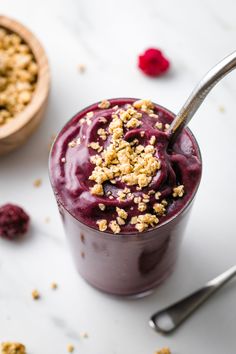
0 27 38 126
218 105 225 113
78 63 86 73
67 344 74 353
51 282 58 289
31 289 40 300
1 342 26 354
155 347 171 354
33 178 42 188
80 332 88 338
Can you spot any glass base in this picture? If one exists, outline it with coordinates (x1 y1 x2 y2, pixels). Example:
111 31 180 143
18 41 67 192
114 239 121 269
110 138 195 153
79 263 175 298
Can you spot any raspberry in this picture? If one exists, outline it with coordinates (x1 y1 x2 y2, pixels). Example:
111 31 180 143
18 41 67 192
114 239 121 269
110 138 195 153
138 48 170 77
0 203 30 240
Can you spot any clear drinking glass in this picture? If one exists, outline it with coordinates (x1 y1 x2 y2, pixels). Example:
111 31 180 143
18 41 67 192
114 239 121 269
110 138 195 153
49 99 202 296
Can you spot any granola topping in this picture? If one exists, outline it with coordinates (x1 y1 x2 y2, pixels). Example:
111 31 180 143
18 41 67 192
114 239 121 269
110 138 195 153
51 98 202 235
90 183 104 196
134 213 159 232
88 142 101 150
138 202 147 212
109 220 121 234
153 203 166 215
98 203 106 211
98 99 110 109
88 103 161 193
173 185 184 198
116 207 128 220
117 216 125 225
96 219 107 231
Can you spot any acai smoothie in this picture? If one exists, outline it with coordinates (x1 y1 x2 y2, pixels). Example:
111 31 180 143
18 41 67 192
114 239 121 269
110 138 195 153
49 98 202 295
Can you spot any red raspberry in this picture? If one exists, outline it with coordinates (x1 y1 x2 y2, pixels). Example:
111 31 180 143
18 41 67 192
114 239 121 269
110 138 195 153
138 48 170 77
0 203 30 240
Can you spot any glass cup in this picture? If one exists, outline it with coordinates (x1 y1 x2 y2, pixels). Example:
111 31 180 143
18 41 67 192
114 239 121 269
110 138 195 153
49 99 202 296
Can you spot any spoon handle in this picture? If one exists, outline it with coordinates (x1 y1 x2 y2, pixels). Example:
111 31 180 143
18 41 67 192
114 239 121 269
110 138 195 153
149 265 236 334
168 51 236 139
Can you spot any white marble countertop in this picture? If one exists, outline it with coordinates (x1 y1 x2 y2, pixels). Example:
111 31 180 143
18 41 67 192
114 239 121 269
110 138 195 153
1 0 236 353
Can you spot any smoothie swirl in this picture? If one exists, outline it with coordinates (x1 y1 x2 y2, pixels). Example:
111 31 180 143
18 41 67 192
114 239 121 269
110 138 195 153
50 98 201 234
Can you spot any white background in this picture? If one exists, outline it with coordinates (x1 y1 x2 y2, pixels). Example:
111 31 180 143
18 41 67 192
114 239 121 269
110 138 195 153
0 0 236 353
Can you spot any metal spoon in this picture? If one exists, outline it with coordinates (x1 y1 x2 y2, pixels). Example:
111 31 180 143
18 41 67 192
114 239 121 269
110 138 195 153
149 264 236 334
150 53 236 333
167 50 236 142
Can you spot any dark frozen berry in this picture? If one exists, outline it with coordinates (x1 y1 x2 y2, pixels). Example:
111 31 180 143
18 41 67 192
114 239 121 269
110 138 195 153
0 203 30 240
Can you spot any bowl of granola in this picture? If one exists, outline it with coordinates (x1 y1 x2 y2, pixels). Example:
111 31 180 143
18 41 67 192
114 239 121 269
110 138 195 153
0 15 50 155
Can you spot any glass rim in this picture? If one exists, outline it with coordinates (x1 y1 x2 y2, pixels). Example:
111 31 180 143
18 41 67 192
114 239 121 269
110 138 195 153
49 97 202 238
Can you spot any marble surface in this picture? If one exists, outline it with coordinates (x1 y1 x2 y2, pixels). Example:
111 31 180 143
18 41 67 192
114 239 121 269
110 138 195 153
1 0 236 353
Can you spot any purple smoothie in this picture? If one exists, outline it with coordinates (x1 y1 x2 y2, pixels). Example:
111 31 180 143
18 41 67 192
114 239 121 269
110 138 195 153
49 98 202 295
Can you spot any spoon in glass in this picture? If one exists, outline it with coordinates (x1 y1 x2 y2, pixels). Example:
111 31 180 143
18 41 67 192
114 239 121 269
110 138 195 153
150 51 236 334
166 50 236 142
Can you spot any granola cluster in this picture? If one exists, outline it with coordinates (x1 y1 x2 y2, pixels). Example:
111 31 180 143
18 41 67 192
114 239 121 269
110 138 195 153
89 102 161 195
85 99 184 234
31 289 40 300
0 27 38 125
1 342 26 354
155 347 171 354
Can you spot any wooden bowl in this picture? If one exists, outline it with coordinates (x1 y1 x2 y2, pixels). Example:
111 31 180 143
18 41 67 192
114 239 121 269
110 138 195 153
0 16 50 156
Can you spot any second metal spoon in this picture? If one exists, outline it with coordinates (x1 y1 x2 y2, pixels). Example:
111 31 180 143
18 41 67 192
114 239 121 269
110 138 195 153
150 264 236 334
